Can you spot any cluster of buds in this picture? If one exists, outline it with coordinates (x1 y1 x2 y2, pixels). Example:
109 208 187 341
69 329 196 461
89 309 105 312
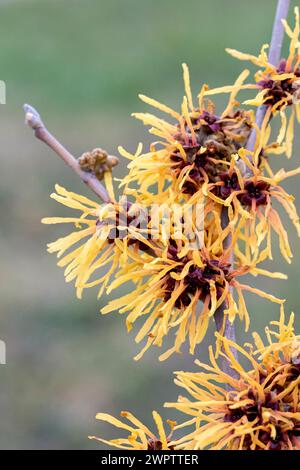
78 147 119 181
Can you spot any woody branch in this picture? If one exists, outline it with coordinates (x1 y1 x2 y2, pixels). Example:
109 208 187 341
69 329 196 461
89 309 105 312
23 104 111 203
214 0 291 375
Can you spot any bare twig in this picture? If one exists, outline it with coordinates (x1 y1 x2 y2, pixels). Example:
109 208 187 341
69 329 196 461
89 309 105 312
23 104 111 203
214 207 239 378
214 0 290 378
269 0 291 66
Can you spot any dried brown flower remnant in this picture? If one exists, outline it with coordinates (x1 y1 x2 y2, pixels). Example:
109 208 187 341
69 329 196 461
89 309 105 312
79 147 119 181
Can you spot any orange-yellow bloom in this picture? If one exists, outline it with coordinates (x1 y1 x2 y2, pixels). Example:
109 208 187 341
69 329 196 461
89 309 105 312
206 150 300 263
224 7 300 158
120 64 254 204
102 239 284 361
166 307 300 450
89 411 176 450
42 183 155 300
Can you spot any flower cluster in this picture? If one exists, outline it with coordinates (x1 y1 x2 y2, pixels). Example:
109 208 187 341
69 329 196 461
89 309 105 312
226 7 300 158
40 5 300 451
43 8 300 358
45 180 284 360
92 309 300 450
166 307 300 450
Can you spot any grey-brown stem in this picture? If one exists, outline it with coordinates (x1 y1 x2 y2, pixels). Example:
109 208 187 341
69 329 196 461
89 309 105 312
246 0 291 153
213 0 290 379
23 104 111 203
214 206 239 378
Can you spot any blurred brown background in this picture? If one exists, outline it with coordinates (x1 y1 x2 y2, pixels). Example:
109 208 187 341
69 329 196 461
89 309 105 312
0 0 299 449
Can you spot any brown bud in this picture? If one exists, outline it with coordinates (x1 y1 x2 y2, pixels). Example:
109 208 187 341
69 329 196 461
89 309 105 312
106 155 119 168
91 148 108 163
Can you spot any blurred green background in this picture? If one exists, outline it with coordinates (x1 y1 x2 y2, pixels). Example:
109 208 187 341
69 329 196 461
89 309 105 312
0 0 300 449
